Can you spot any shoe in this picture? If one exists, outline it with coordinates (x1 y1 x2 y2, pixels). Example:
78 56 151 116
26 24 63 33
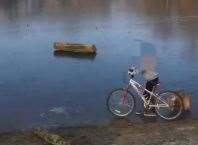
143 110 156 117
135 109 143 115
135 112 142 115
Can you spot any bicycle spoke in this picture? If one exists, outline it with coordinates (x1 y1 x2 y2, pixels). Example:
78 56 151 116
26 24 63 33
155 91 182 120
107 89 135 117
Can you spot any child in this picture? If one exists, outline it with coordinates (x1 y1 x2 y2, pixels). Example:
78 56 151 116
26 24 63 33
141 57 159 116
137 41 159 116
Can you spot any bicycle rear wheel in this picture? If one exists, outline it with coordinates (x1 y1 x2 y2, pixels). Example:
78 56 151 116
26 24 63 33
155 91 183 120
107 89 135 117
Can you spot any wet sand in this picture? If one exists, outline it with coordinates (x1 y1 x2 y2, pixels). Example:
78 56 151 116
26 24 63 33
0 118 198 145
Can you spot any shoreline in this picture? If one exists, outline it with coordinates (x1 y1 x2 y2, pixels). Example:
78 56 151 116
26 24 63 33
0 118 198 145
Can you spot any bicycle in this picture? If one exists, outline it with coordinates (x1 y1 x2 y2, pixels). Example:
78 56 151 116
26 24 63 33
106 66 183 120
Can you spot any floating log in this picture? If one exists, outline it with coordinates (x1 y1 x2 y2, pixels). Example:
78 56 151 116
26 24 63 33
54 50 96 60
54 42 97 54
175 90 192 112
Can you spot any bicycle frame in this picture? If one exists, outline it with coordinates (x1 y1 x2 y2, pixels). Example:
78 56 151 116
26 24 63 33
128 78 169 108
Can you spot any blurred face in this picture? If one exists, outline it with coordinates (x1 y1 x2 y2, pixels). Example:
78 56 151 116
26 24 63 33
141 56 156 71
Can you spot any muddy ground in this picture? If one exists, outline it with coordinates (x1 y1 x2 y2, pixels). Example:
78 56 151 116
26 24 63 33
0 118 198 145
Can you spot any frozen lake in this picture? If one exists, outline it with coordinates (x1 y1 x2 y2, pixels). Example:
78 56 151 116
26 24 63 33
0 0 198 132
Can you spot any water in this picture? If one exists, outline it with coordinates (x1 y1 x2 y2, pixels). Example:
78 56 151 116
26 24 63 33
0 0 198 132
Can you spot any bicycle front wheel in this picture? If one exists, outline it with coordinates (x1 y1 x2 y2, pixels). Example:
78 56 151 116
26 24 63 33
155 91 183 120
107 89 135 117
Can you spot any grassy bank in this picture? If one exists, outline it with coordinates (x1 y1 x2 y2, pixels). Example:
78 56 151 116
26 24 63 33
0 118 198 145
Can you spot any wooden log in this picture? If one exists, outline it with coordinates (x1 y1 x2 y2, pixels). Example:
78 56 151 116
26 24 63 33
175 90 192 112
54 50 96 60
54 42 97 54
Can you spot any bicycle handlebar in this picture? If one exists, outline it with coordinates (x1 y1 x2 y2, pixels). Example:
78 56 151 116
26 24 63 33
128 66 138 78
